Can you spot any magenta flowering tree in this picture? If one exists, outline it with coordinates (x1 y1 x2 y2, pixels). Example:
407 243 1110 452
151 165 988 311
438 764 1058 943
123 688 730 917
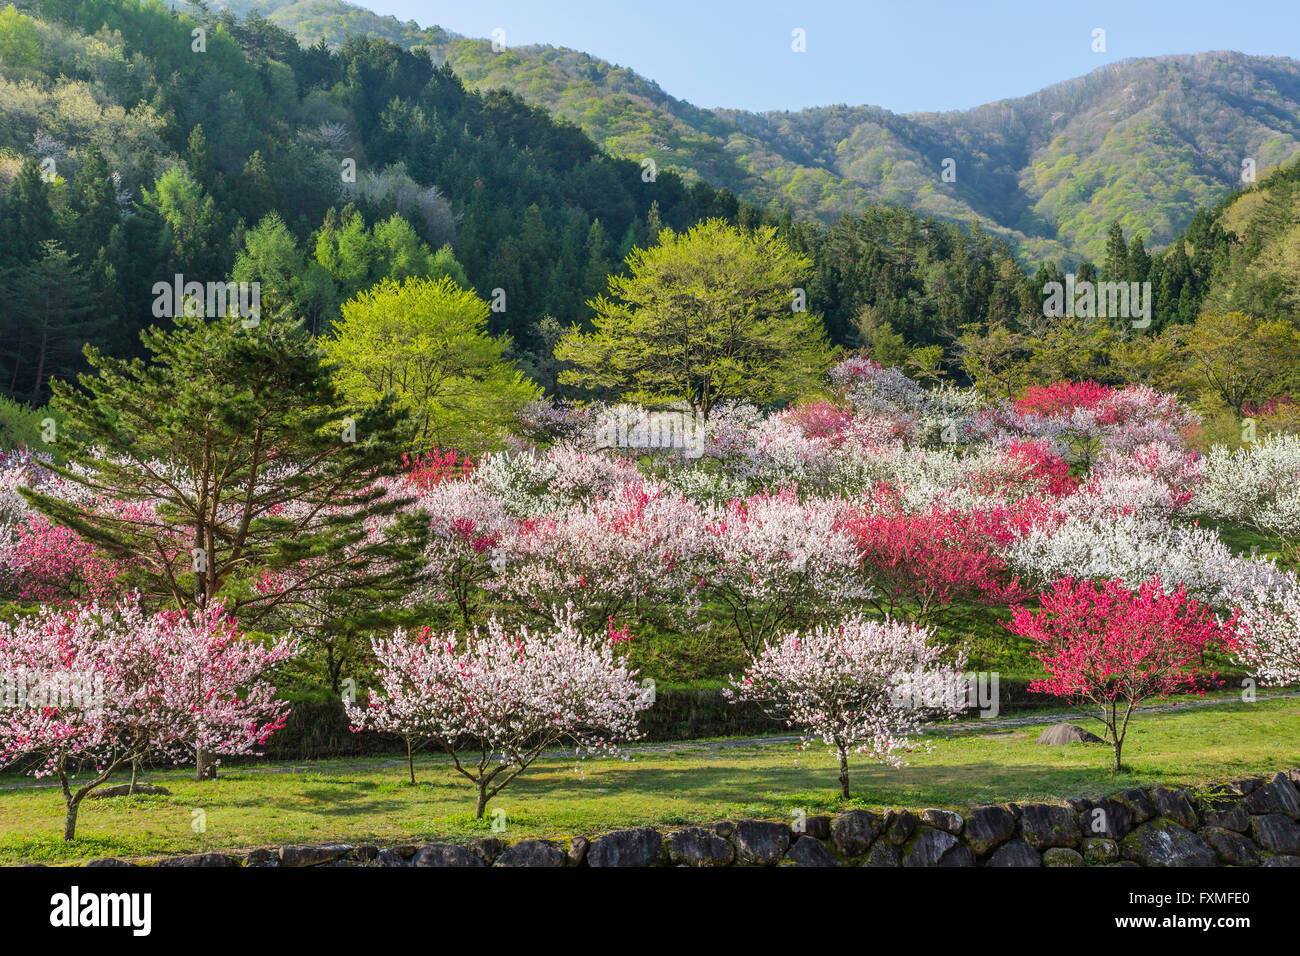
0 513 132 603
0 597 296 839
347 607 651 817
727 615 967 798
412 477 511 627
1007 576 1236 772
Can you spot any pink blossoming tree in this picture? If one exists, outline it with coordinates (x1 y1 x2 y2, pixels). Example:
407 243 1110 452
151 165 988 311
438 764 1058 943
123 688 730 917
1234 577 1300 687
727 615 967 798
347 607 651 817
0 598 295 839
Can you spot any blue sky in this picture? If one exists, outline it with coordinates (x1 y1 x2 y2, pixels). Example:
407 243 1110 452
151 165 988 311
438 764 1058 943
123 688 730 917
373 0 1300 113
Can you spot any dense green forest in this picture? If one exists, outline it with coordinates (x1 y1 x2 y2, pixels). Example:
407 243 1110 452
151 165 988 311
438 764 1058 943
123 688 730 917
187 0 1300 263
0 0 780 404
1 0 1298 430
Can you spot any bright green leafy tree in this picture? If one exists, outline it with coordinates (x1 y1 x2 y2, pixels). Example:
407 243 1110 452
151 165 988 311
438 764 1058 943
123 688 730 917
323 275 539 454
556 219 837 415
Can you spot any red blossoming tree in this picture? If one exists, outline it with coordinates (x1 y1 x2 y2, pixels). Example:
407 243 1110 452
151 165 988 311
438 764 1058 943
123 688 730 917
840 495 1024 627
1006 576 1236 772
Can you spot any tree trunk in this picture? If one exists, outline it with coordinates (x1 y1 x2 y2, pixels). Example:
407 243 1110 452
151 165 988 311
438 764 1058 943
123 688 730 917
1112 736 1123 774
195 747 217 781
129 758 140 794
64 798 79 842
407 737 415 785
475 783 489 820
837 748 851 800
29 326 47 404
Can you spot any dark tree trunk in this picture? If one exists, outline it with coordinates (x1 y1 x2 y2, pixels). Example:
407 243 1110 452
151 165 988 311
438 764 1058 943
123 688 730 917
64 799 79 842
196 747 217 780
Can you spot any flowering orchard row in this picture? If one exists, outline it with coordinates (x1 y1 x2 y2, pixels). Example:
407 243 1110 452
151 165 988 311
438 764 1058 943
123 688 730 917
1 360 1298 832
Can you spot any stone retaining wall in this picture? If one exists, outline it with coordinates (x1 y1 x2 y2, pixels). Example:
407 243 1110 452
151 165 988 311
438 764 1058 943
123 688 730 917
80 769 1300 868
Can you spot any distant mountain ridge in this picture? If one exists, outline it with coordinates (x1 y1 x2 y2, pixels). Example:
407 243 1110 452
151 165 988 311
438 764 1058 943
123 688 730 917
197 0 1300 261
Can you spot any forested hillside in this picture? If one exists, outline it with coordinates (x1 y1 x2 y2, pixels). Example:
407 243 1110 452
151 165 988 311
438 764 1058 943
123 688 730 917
200 0 1300 262
0 0 1288 430
0 0 773 404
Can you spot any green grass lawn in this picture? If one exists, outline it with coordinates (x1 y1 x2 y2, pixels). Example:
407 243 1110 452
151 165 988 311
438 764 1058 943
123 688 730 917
1 695 1297 865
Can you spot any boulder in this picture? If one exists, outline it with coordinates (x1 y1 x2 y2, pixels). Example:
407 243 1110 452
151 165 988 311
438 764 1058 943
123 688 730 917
376 849 408 867
785 836 839 867
587 827 664 867
1018 804 1081 849
1200 827 1261 866
733 820 791 866
831 810 879 856
920 808 964 834
863 842 900 867
903 828 975 867
566 837 589 867
1249 814 1300 855
412 844 484 867
666 827 733 867
1084 798 1133 840
155 853 239 867
354 845 379 864
1263 855 1300 866
985 840 1042 867
1115 789 1158 824
884 809 918 846
1083 838 1119 863
1197 792 1249 832
1241 773 1300 820
1150 787 1199 830
493 839 567 867
1225 777 1266 796
472 838 506 864
84 858 134 867
1120 820 1216 867
801 815 832 840
1042 847 1085 867
964 806 1016 855
278 844 353 867
1036 723 1103 745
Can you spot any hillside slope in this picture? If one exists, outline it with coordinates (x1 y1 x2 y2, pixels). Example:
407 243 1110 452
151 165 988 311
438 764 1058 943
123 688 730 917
207 0 1300 261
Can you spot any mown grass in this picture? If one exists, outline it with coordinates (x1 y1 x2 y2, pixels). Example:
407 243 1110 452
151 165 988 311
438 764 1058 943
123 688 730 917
1 694 1296 865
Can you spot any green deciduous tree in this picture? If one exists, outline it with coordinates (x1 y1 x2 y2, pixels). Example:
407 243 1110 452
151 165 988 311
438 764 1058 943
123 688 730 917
323 275 539 454
556 219 836 415
1164 311 1300 414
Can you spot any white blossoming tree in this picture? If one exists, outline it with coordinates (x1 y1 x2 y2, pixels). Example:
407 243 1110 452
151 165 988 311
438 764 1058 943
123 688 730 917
700 490 865 653
727 615 967 798
1196 433 1300 559
1236 577 1300 686
346 608 652 817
